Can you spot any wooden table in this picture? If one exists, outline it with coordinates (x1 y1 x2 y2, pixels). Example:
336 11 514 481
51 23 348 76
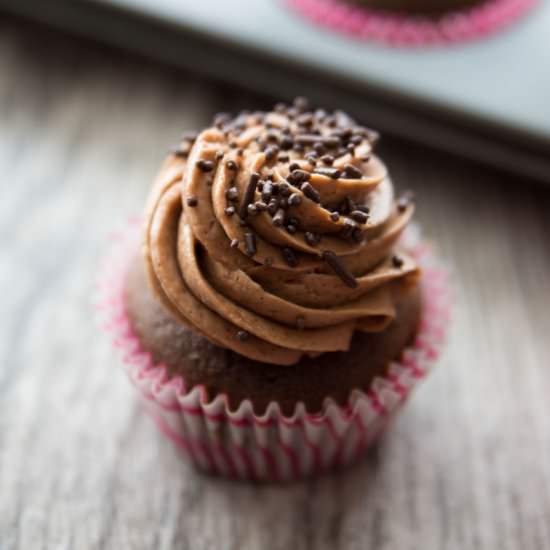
1 19 550 550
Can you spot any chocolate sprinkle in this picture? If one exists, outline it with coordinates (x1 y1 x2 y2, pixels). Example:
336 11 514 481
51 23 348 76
331 128 353 140
330 211 340 222
213 112 231 128
230 238 239 248
350 210 369 224
186 196 198 207
345 196 356 214
267 199 279 216
355 205 371 214
313 142 326 155
320 154 334 166
300 182 321 203
343 163 363 179
280 136 294 150
305 154 318 167
282 247 299 267
288 193 302 206
226 187 239 202
224 206 235 216
226 160 238 171
264 146 279 162
239 172 260 219
322 251 358 288
341 219 357 239
314 167 341 179
261 182 273 202
236 330 249 341
197 159 214 172
392 255 404 268
295 134 341 148
286 224 297 234
289 169 310 184
305 232 320 246
325 115 337 128
244 232 257 257
293 96 310 111
297 113 314 126
397 191 415 212
272 208 286 227
247 204 259 216
279 182 291 197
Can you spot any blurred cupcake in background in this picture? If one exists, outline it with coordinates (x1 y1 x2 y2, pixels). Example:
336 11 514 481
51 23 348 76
285 0 538 46
98 98 451 481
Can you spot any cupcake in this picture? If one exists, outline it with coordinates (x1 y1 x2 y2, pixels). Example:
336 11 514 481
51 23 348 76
100 98 450 481
285 0 536 47
348 0 483 14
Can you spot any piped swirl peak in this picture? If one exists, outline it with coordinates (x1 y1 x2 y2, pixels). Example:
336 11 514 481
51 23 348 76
143 98 419 365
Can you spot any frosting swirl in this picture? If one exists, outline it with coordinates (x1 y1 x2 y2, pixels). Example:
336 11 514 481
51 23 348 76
143 99 419 366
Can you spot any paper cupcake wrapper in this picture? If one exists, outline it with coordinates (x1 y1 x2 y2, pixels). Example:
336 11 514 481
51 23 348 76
284 0 537 46
96 218 451 482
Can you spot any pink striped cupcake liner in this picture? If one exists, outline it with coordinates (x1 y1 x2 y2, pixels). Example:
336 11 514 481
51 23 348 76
96 218 451 482
284 0 537 46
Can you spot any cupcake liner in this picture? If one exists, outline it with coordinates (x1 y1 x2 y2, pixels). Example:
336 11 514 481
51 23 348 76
284 0 537 46
96 218 451 482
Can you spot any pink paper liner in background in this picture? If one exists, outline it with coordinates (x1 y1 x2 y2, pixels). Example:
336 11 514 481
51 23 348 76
285 0 537 46
96 218 451 482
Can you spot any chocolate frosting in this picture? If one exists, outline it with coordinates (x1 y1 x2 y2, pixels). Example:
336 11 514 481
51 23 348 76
143 99 419 366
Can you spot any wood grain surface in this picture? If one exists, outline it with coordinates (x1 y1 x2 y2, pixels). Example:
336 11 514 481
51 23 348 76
1 19 550 550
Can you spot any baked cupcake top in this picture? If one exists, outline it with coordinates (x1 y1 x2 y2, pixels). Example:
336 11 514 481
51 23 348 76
143 98 419 366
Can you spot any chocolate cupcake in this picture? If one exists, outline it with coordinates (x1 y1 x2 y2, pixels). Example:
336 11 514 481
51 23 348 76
100 98 450 481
